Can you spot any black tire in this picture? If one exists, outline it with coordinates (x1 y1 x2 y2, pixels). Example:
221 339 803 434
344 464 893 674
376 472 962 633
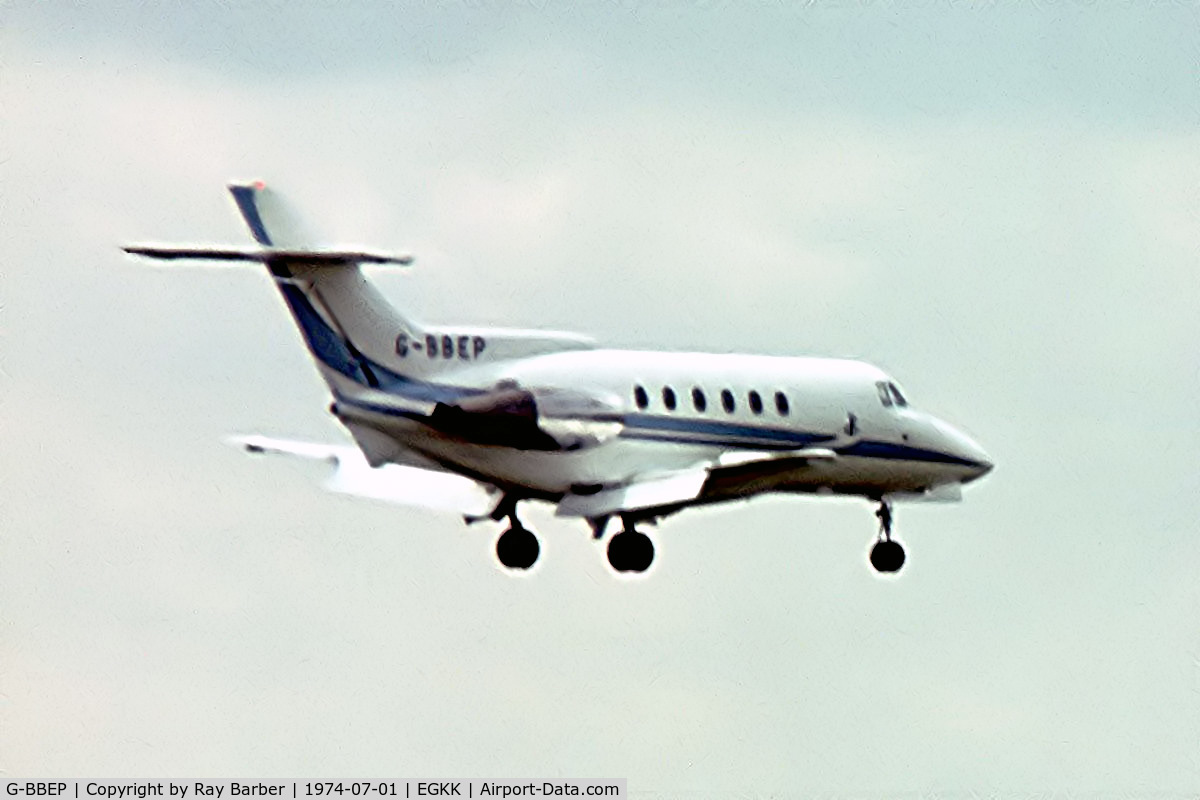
869 539 906 574
496 526 539 570
608 531 655 573
607 533 629 572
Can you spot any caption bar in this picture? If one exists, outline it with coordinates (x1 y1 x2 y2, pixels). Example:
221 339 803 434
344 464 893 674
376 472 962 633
5 783 624 800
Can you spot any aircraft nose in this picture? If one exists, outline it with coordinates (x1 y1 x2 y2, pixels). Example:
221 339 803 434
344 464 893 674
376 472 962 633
953 430 993 481
971 454 994 480
931 418 993 481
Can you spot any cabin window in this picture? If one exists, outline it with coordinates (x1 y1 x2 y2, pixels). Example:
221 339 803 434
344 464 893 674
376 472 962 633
634 385 649 410
721 389 736 413
888 382 908 407
775 391 790 416
692 387 707 412
748 390 763 415
876 381 893 408
662 386 677 411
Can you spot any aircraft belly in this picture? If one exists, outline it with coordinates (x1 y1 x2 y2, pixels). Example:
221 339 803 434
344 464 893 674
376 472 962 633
832 456 969 493
701 454 967 504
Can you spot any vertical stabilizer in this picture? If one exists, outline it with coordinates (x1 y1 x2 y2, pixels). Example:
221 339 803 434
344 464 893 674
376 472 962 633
228 181 316 248
125 182 595 409
224 182 462 398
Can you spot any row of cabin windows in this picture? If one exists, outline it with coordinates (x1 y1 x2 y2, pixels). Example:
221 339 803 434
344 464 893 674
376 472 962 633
633 385 791 417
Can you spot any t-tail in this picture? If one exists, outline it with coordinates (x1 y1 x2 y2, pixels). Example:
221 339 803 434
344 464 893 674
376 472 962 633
125 180 598 440
125 182 472 403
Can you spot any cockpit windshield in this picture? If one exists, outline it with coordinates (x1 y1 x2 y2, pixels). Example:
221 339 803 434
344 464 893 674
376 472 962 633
876 381 893 407
876 381 909 409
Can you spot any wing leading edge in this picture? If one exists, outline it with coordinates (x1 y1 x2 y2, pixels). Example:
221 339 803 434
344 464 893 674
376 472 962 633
554 447 840 519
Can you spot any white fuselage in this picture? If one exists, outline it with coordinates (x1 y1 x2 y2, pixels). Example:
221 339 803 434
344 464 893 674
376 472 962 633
334 348 992 503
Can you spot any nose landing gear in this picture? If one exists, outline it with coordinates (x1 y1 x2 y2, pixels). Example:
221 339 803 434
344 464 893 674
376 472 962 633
869 500 906 574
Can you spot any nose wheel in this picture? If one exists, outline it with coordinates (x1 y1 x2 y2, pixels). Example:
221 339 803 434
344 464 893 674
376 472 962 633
869 500 906 574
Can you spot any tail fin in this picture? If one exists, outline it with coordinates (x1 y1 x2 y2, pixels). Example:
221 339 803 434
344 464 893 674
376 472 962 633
125 182 466 402
124 182 596 411
228 181 315 248
221 182 459 398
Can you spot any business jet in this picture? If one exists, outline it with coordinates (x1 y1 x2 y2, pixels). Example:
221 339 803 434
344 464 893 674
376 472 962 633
125 182 992 576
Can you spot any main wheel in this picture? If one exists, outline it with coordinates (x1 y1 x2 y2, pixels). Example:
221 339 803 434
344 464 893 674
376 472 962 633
869 539 906 574
496 526 539 570
607 531 655 573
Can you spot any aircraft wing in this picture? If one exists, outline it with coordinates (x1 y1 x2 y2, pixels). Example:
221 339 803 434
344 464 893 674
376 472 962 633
231 435 500 516
555 447 838 519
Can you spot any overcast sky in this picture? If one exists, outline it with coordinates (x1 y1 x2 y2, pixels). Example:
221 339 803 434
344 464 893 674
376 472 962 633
3 2 1199 795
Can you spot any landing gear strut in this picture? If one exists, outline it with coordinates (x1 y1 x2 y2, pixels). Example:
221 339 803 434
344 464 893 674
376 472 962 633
869 500 906 574
607 517 655 573
468 494 540 570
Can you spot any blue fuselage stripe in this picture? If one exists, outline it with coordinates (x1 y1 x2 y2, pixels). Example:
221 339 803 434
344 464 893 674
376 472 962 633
275 281 480 402
835 440 983 469
622 414 834 447
229 185 273 246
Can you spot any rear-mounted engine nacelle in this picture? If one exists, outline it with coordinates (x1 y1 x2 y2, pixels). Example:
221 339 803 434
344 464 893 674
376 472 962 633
429 383 624 451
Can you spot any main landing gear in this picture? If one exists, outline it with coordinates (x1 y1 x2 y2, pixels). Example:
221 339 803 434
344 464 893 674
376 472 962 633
468 494 540 571
470 499 656 574
606 518 655 574
869 500 906 574
495 525 539 570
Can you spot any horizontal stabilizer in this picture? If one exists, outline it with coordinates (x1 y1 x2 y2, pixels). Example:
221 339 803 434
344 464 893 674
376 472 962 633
556 467 709 518
123 245 412 266
230 435 499 515
237 435 343 462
